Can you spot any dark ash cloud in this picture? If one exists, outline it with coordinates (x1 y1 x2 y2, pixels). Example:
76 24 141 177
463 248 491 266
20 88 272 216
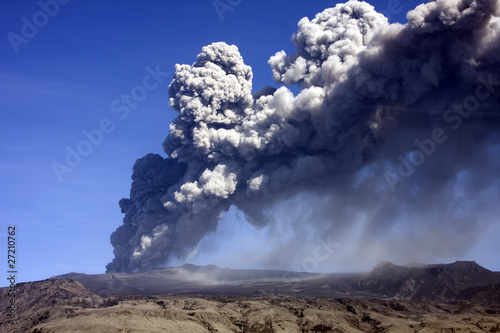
106 0 500 273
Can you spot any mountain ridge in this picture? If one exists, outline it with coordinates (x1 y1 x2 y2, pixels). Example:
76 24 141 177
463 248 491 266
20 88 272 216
48 261 500 303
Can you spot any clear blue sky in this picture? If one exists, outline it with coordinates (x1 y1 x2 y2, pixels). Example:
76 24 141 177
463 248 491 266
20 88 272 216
2 0 497 285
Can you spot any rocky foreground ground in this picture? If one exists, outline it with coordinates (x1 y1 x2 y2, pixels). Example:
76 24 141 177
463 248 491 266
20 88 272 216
1 278 500 333
2 261 500 332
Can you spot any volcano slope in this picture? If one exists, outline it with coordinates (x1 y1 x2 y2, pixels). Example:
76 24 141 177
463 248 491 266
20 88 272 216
2 261 500 333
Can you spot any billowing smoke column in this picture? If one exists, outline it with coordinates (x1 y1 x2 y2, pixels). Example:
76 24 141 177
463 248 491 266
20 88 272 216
106 0 500 273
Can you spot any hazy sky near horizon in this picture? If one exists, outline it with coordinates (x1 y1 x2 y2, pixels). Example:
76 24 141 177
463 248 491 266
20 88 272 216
1 0 499 285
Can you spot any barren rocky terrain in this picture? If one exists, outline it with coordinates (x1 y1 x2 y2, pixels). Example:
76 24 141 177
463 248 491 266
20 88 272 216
2 262 500 332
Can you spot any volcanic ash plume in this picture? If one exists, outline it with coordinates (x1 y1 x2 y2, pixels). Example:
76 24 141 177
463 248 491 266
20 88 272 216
106 0 500 273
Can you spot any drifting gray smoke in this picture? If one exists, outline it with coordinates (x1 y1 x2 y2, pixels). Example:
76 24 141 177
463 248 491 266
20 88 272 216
106 0 500 273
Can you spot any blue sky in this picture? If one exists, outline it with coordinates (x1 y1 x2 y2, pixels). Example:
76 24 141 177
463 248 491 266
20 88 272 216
1 0 498 285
